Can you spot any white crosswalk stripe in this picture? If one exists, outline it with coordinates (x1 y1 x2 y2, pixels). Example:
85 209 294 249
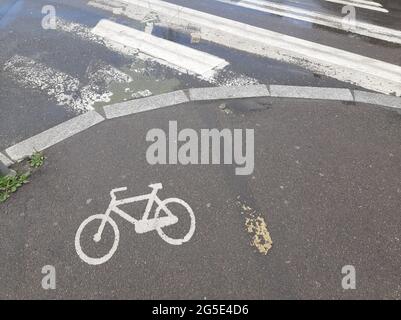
92 19 228 80
323 0 388 13
338 0 383 6
88 0 401 96
215 0 401 44
328 0 383 7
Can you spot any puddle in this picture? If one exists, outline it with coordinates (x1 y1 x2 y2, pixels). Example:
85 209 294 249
1 54 184 113
92 59 183 109
152 24 201 45
53 18 198 109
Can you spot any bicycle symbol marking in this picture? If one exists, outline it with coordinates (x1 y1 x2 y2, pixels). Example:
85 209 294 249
75 183 196 265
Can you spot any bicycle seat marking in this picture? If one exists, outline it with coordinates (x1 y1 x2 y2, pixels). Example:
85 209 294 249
75 183 196 265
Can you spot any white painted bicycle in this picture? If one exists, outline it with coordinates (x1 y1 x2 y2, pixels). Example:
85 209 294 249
75 183 195 265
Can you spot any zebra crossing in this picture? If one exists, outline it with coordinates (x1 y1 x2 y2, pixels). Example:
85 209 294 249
271 0 389 13
85 0 401 96
92 19 229 80
2 0 401 119
215 0 401 44
322 0 388 12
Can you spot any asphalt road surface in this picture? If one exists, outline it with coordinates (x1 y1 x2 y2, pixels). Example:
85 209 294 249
0 0 400 300
1 98 401 299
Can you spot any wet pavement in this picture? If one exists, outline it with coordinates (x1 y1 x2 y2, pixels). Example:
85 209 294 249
165 0 401 64
0 0 199 150
2 0 399 150
281 0 401 29
1 0 401 300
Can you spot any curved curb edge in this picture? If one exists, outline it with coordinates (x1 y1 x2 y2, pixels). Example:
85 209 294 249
2 85 401 166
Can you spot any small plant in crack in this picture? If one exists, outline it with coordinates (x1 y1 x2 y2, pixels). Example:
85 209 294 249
0 172 30 203
29 151 45 168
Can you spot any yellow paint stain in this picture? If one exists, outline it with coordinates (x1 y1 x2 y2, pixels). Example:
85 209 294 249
245 216 273 255
236 198 273 255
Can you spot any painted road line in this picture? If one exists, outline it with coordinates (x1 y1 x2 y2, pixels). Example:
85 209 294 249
340 0 383 7
323 0 388 13
104 0 401 96
353 90 401 111
56 17 140 57
57 16 254 87
270 86 354 101
342 0 383 7
92 19 229 80
189 85 270 101
215 0 401 44
103 90 190 119
0 0 24 29
2 55 128 113
0 152 14 167
5 111 105 162
75 184 195 265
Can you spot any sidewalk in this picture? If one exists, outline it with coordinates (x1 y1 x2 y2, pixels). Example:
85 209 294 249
1 96 401 299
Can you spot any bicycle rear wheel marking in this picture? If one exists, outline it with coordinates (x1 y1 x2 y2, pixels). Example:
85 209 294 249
75 214 120 265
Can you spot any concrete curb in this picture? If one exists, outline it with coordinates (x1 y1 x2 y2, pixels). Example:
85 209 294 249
0 152 14 167
0 153 14 177
104 90 189 119
5 111 105 163
1 85 401 166
188 84 270 101
270 85 354 101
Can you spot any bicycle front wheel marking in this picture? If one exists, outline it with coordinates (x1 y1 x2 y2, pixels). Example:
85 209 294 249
155 198 196 245
75 214 120 265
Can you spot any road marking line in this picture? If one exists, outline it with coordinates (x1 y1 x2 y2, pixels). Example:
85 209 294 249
103 90 190 119
56 17 140 56
323 0 388 13
3 55 82 110
353 90 401 111
92 19 229 80
2 55 130 113
189 85 270 101
270 85 354 101
339 0 383 7
102 0 401 96
0 0 24 29
0 152 14 167
215 0 401 44
338 0 383 7
5 111 105 162
58 16 252 86
75 184 195 265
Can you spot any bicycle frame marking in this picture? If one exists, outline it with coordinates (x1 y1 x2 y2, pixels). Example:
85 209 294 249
99 189 178 236
75 183 196 266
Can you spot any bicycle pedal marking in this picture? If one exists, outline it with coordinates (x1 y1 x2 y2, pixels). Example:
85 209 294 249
74 183 196 265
